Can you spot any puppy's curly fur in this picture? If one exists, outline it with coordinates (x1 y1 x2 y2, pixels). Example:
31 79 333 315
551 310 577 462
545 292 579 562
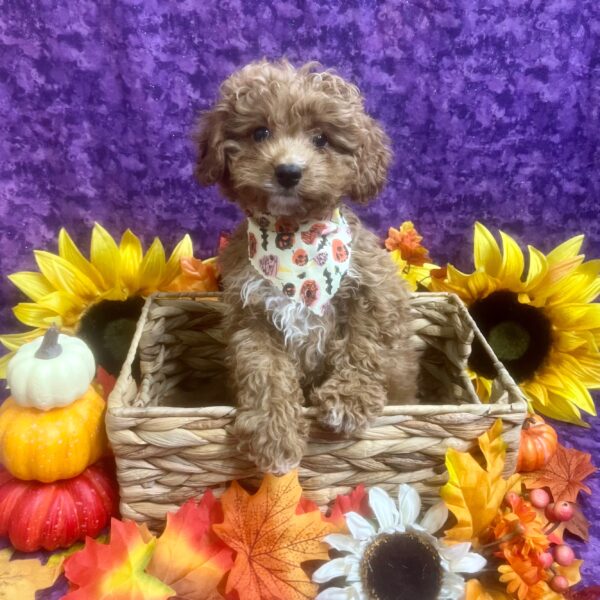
196 60 419 474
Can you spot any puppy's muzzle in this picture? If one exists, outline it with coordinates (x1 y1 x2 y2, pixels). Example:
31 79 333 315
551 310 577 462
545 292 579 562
275 163 302 189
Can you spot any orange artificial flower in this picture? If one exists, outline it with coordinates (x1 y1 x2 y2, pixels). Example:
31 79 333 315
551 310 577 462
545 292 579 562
164 257 219 293
498 551 548 600
492 496 548 558
385 221 431 266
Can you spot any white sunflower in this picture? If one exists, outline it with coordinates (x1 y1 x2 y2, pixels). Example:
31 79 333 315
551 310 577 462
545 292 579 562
313 484 485 600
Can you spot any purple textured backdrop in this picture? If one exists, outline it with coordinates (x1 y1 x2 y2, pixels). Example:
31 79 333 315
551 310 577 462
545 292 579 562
0 0 598 588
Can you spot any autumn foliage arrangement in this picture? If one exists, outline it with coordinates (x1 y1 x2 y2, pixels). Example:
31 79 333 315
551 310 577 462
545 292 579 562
441 421 595 600
59 471 372 600
1 420 595 600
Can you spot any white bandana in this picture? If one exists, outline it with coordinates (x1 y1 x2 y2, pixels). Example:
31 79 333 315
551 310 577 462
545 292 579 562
247 208 352 315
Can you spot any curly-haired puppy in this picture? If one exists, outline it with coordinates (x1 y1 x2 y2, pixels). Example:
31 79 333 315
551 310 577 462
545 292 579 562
195 60 419 474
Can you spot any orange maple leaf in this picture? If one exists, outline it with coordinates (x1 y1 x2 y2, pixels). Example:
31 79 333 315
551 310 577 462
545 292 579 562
63 519 174 600
213 470 336 600
147 491 234 600
525 444 597 503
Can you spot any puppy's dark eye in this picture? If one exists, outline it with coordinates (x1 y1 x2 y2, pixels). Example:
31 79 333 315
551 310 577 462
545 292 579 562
252 127 271 142
312 133 328 148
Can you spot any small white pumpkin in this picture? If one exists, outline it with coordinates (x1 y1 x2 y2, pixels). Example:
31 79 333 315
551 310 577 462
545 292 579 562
7 326 96 410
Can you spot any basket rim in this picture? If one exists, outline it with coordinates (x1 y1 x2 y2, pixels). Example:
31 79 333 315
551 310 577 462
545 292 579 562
108 291 528 415
107 398 529 418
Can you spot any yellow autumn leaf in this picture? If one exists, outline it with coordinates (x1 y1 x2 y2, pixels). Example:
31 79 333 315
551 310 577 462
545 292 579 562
0 548 63 600
465 578 510 600
441 420 520 543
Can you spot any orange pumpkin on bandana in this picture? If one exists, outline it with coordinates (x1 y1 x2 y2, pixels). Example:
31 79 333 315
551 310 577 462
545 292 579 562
332 239 349 262
293 249 309 266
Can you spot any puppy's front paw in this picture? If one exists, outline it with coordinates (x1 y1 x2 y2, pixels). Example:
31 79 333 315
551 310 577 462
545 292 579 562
234 410 306 474
312 377 386 434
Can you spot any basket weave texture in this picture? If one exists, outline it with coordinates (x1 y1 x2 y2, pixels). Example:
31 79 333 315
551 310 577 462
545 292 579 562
107 291 527 530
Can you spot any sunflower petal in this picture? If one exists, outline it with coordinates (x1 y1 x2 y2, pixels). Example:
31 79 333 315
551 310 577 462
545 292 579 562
90 223 121 289
474 222 502 277
543 370 597 416
0 328 46 351
498 231 525 285
524 246 548 290
547 235 584 265
531 256 585 305
473 374 493 403
521 381 549 407
569 351 600 385
555 351 600 384
546 259 600 306
139 238 166 294
531 389 586 426
0 352 13 379
549 304 600 330
554 331 587 353
58 228 106 290
14 292 83 330
39 291 85 321
13 302 63 329
431 265 476 302
119 229 144 293
162 234 194 287
466 271 497 301
8 272 55 301
34 251 99 300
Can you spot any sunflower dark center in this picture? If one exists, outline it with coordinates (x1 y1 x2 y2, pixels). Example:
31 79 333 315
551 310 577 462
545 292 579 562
77 297 144 377
488 321 531 360
361 532 443 600
468 290 552 383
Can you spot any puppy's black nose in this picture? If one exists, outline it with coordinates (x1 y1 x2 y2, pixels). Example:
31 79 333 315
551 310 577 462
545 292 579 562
275 164 302 188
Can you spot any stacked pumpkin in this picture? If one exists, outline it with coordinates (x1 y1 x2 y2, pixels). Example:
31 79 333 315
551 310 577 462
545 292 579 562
0 326 119 551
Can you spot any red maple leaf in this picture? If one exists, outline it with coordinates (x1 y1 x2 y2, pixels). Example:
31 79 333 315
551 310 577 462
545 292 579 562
326 484 371 530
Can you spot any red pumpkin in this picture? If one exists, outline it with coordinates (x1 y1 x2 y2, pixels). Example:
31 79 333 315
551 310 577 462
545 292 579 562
516 414 558 472
0 459 119 552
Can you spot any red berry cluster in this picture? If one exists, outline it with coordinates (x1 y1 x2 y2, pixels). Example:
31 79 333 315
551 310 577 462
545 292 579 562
528 488 578 593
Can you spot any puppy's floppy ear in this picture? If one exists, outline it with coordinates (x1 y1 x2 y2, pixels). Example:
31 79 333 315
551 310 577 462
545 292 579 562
194 108 228 186
348 115 392 204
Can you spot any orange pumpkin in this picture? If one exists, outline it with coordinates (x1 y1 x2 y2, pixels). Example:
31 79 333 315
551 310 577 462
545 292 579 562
516 414 558 472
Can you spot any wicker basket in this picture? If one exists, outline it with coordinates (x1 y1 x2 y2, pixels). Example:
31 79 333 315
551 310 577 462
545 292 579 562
107 291 528 530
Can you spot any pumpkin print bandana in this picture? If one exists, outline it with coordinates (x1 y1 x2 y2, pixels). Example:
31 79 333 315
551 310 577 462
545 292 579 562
247 208 352 315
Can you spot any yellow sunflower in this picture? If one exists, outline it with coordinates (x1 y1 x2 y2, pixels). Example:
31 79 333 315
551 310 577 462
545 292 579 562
431 223 599 425
0 223 218 377
385 221 440 291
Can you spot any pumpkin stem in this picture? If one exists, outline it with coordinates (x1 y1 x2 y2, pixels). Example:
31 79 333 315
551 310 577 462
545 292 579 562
35 325 63 359
522 416 537 430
